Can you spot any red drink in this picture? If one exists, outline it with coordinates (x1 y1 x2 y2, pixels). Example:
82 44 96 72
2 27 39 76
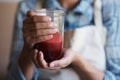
34 32 63 63
33 10 64 63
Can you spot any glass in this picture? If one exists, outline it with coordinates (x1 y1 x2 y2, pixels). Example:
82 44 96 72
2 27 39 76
33 9 64 63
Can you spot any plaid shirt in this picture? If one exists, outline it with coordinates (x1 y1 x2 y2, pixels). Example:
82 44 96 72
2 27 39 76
8 0 120 80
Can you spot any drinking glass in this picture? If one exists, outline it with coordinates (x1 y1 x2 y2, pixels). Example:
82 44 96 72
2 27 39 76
33 9 64 63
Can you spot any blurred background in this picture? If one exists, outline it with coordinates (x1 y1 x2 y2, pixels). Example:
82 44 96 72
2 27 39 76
0 0 21 79
0 0 120 80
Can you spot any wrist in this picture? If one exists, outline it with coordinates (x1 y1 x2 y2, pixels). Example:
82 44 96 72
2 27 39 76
18 44 35 79
19 44 33 65
71 50 79 65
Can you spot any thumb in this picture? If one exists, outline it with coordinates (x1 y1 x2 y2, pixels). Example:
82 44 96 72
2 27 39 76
49 58 68 68
27 10 36 17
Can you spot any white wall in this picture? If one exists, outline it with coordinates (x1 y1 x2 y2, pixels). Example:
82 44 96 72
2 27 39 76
0 2 18 80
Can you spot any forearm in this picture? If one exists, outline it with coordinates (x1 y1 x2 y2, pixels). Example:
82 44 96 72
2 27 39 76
72 52 104 80
18 45 34 80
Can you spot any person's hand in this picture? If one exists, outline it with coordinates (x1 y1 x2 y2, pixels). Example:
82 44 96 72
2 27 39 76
31 49 77 70
18 10 58 79
23 10 58 49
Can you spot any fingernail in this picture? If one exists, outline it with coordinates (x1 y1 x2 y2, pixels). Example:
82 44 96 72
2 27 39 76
50 63 55 68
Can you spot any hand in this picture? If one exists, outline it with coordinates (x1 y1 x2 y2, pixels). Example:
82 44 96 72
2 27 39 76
22 10 58 49
18 10 58 79
31 49 77 70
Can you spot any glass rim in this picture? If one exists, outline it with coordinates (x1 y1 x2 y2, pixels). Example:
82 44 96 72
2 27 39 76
33 9 65 16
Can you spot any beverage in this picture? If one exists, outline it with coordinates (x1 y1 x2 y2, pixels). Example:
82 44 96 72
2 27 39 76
33 10 64 63
34 32 63 63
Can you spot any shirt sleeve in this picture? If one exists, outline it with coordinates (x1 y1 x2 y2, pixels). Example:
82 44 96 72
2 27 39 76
8 1 39 80
8 61 39 80
8 62 26 80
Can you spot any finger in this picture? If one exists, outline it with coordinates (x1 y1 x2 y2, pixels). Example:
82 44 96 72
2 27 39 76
50 58 70 69
24 34 53 48
24 28 57 38
37 51 48 68
27 10 36 17
23 22 57 31
30 35 53 47
23 16 51 24
49 62 61 70
31 49 40 68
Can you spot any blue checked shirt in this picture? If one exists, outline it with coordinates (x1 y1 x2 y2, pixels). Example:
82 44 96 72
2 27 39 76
8 0 120 80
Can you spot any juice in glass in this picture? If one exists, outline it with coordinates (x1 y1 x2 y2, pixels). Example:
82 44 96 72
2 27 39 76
33 10 64 63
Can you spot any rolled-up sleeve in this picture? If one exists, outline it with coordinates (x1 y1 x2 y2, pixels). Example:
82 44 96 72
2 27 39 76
8 1 39 80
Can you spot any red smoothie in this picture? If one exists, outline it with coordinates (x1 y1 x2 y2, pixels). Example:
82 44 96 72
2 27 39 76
34 32 63 63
